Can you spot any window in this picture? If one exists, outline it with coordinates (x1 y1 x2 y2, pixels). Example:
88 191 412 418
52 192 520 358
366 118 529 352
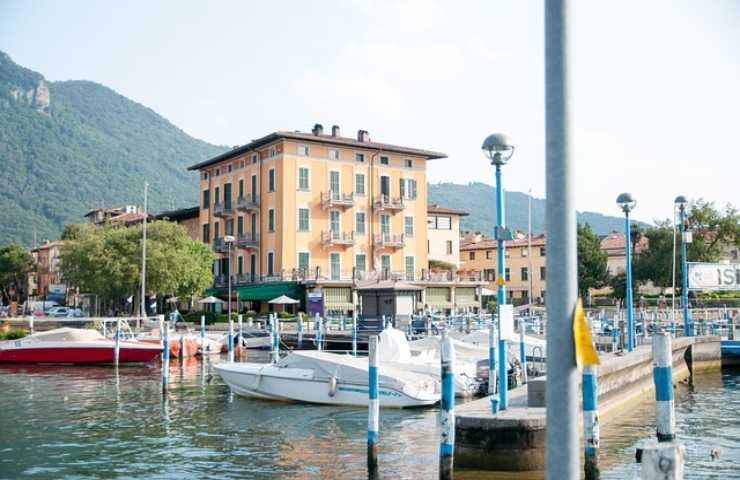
356 254 366 272
214 186 220 206
380 156 389 165
240 159 245 169
355 153 365 163
329 170 340 197
330 252 340 280
446 240 453 255
252 154 258 164
250 214 257 236
330 210 340 235
356 212 366 234
298 208 310 232
268 209 275 232
381 255 391 273
270 147 277 157
522 248 528 257
355 173 365 195
215 168 220 176
298 252 310 273
297 144 309 156
267 252 274 276
505 268 511 281
469 251 475 260
485 269 496 281
202 224 210 243
225 219 234 236
404 159 413 168
540 247 546 256
328 149 339 160
404 216 414 237
380 175 390 196
405 256 415 280
227 164 232 173
238 179 244 198
203 172 209 180
237 216 244 235
427 216 436 230
251 175 257 199
250 254 257 281
399 178 417 200
202 189 210 209
237 256 244 275
486 250 492 259
380 214 390 239
521 267 529 281
540 266 546 280
436 216 451 229
223 183 232 209
268 169 275 192
214 222 220 239
298 167 310 190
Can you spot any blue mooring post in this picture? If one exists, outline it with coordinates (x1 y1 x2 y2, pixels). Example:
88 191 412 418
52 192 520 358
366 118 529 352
352 310 358 357
439 329 456 479
161 315 169 394
114 318 121 366
489 320 498 412
200 315 206 355
315 313 323 352
679 204 691 337
653 333 675 442
297 313 303 349
498 306 508 410
271 314 280 364
582 364 600 479
519 316 528 384
237 314 243 356
368 335 379 476
227 312 234 363
494 162 509 410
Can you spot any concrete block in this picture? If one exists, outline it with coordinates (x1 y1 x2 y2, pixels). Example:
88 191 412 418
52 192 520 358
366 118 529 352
527 377 546 407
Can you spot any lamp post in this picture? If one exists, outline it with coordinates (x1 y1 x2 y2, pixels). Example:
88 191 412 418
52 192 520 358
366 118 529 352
674 196 691 337
617 193 636 352
224 235 235 350
482 133 514 410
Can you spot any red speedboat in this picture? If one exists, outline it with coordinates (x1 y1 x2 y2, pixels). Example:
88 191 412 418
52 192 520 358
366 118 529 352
0 327 162 364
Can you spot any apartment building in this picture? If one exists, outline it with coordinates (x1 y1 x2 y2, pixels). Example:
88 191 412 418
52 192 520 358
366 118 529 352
599 231 648 276
187 125 482 314
29 240 66 302
460 232 547 304
427 204 468 269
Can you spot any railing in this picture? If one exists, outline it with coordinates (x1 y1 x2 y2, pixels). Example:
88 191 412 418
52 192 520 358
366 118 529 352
212 238 230 253
213 202 234 217
321 230 355 246
236 233 260 249
374 195 404 212
374 233 404 249
236 195 260 211
321 191 354 208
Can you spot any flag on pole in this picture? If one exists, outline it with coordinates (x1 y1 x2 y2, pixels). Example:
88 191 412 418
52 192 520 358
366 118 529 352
126 296 133 304
573 298 600 368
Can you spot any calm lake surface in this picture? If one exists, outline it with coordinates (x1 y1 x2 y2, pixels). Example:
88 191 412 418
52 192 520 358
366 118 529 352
1 351 738 479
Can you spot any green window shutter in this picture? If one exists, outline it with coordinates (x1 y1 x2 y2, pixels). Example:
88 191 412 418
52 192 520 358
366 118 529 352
298 208 309 231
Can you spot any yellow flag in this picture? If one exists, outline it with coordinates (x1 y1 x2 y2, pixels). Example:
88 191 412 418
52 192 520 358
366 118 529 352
573 298 600 368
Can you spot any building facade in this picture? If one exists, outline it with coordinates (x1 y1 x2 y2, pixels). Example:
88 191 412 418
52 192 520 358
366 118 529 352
427 205 468 269
30 240 65 303
154 206 200 241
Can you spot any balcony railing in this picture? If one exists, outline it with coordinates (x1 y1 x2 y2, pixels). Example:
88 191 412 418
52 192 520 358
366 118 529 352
236 233 260 249
321 230 355 247
212 238 230 253
236 195 260 211
321 191 354 209
213 202 234 217
374 233 405 249
374 195 404 213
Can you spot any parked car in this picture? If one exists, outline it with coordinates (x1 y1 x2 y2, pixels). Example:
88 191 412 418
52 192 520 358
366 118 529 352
47 306 82 317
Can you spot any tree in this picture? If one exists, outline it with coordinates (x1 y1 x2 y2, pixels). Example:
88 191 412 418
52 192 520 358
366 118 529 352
0 244 35 304
633 221 675 288
61 223 89 241
577 223 609 298
60 221 213 313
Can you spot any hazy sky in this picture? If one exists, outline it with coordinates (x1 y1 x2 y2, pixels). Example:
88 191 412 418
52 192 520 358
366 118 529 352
2 0 739 223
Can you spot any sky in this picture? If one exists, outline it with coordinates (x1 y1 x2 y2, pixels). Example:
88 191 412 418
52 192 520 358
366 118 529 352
2 0 739 224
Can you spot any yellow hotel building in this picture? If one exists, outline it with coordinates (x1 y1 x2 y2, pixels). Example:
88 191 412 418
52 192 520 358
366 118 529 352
188 125 482 314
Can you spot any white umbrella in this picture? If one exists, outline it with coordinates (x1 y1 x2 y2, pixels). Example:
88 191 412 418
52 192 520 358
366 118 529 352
268 295 300 305
198 296 225 304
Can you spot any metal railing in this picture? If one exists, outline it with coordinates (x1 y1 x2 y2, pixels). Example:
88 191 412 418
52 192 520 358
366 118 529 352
374 194 404 212
236 233 260 249
373 233 404 249
321 230 355 246
213 202 234 217
321 191 354 208
236 195 260 211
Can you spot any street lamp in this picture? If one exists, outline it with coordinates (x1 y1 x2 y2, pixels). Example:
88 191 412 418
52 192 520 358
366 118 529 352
674 195 691 337
616 193 636 352
482 133 514 411
224 235 235 361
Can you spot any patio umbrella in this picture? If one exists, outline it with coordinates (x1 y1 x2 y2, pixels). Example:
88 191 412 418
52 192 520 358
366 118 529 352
198 296 225 304
268 295 300 305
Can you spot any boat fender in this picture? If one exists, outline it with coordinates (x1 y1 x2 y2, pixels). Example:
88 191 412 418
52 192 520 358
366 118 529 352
328 376 337 397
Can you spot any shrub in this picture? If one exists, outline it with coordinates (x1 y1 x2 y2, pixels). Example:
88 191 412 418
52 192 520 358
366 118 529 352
0 329 27 340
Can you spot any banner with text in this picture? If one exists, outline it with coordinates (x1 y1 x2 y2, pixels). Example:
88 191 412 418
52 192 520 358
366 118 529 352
688 262 740 291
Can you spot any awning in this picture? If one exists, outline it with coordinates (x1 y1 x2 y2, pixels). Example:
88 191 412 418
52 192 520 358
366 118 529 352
324 287 353 311
208 282 305 302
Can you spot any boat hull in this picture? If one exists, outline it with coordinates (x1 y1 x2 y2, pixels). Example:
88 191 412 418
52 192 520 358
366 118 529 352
0 343 161 364
721 340 740 366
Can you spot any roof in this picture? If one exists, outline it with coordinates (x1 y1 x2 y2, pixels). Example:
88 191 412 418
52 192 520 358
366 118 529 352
460 234 547 251
154 206 200 222
188 130 447 170
427 204 469 216
599 231 648 254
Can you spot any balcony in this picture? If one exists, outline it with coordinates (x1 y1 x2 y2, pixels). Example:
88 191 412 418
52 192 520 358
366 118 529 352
374 233 405 249
321 230 355 247
236 195 260 212
212 238 228 253
321 191 354 209
236 233 260 250
374 195 404 213
213 202 234 217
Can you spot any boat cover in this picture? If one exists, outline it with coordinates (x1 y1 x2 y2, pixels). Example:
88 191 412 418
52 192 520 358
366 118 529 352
24 328 105 343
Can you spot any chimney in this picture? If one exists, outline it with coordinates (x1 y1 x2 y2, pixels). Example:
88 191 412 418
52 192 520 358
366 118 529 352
331 125 340 137
357 129 369 142
312 123 324 136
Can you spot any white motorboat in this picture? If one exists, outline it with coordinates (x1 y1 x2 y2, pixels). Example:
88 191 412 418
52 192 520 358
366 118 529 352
237 330 271 350
198 333 225 355
215 350 438 408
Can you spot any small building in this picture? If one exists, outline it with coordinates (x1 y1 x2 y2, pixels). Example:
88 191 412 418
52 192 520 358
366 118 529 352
427 204 468 269
357 279 421 323
29 240 65 303
599 231 648 276
84 205 148 226
153 206 200 241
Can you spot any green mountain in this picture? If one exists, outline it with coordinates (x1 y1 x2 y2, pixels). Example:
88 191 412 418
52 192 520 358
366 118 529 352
0 51 226 246
428 182 643 236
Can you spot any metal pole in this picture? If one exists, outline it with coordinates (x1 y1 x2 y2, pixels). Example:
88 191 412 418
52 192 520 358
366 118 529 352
352 309 358 357
114 318 121 365
519 316 528 384
671 207 678 336
140 182 148 319
528 188 534 311
271 313 279 364
228 240 233 353
545 1 579 477
228 310 234 363
489 321 498 412
582 364 600 479
200 314 205 355
439 329 456 479
624 210 634 352
368 335 380 475
495 164 508 409
161 315 169 394
238 314 243 356
679 206 691 336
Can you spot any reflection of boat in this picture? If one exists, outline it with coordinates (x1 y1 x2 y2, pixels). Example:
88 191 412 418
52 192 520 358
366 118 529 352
215 351 438 408
0 328 162 364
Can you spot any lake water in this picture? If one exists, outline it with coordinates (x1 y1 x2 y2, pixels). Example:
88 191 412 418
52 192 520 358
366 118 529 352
1 352 738 479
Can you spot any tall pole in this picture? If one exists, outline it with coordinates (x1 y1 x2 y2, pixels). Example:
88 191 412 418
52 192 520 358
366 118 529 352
545 1 579 478
671 208 678 336
495 165 508 410
528 189 533 311
141 182 148 318
679 206 691 336
228 240 233 355
624 210 634 352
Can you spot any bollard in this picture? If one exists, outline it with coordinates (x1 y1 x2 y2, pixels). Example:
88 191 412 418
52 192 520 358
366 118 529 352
368 335 380 475
352 311 358 357
583 365 600 479
114 318 121 365
653 333 675 442
200 315 206 355
271 314 280 363
228 313 234 363
519 316 528 385
489 322 498 413
162 317 170 393
426 315 432 337
315 313 323 352
297 313 303 349
439 330 456 479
